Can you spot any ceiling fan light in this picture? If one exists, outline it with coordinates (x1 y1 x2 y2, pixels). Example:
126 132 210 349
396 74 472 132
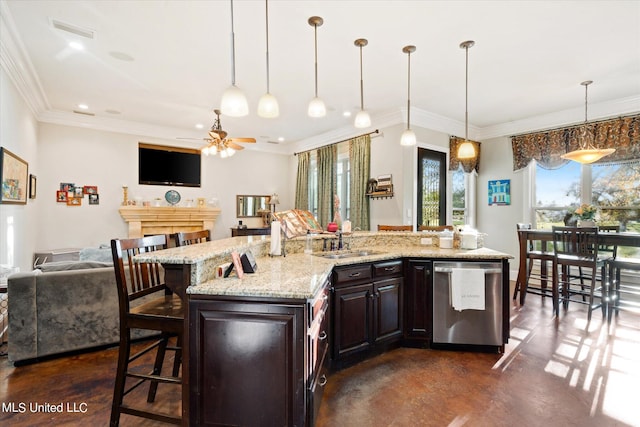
308 97 326 117
354 110 371 128
561 148 615 164
458 141 476 159
257 92 279 118
400 129 416 146
221 84 249 117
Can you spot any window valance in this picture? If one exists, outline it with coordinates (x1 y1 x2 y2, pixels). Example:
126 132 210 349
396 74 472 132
449 136 481 173
511 114 640 171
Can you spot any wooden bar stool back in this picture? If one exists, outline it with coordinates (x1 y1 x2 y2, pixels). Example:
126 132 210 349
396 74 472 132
552 226 606 321
514 223 555 304
174 229 211 247
110 234 183 426
378 225 413 231
418 225 454 232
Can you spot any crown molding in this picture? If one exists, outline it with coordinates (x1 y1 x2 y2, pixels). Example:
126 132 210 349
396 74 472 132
0 2 50 115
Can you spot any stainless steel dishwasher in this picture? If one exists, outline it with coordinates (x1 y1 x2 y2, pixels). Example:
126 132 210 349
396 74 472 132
432 261 503 347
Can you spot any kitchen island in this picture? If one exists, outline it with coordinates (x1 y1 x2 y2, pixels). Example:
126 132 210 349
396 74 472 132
135 232 512 426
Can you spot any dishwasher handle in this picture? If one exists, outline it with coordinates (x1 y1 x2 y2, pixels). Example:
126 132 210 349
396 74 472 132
434 267 502 275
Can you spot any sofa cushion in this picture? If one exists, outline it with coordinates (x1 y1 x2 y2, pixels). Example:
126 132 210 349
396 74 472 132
79 245 113 263
36 261 113 272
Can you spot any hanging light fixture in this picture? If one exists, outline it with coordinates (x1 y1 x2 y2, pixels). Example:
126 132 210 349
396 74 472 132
354 38 371 128
257 0 279 118
221 0 249 117
400 45 416 146
307 16 326 118
457 40 476 159
561 80 615 164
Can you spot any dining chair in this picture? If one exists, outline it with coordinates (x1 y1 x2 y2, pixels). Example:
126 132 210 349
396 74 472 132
418 225 454 232
551 226 607 321
514 223 555 303
110 235 183 426
604 226 640 322
378 225 413 231
174 229 211 247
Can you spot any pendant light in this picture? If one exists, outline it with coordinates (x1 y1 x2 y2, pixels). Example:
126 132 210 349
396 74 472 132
354 38 371 128
257 0 279 118
221 0 249 117
308 16 326 118
457 40 475 159
561 80 615 164
400 45 416 146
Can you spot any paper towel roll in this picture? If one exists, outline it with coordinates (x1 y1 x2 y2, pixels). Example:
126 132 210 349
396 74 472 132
270 221 281 256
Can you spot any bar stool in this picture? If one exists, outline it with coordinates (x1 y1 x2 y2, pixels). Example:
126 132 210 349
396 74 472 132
110 235 183 426
174 229 211 247
378 225 413 231
514 223 555 304
606 251 640 322
552 226 607 321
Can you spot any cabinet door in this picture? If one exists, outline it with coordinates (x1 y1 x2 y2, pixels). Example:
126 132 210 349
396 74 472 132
333 283 372 360
404 260 432 341
373 277 403 343
189 300 305 427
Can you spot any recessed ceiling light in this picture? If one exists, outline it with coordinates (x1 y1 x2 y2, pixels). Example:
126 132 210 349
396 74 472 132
343 111 352 117
278 137 285 142
195 123 204 129
77 103 89 110
69 41 84 51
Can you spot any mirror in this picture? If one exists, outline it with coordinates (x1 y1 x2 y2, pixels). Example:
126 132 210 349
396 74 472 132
236 195 270 218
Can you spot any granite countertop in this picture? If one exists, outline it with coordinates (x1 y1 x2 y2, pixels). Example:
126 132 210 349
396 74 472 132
186 244 511 300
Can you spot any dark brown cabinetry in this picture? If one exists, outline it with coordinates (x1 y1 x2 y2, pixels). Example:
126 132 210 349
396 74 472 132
188 279 330 427
332 260 403 368
404 260 433 346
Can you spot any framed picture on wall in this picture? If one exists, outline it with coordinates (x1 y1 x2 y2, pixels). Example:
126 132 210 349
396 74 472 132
83 185 98 195
488 179 511 206
1 147 29 205
88 194 100 205
57 190 68 202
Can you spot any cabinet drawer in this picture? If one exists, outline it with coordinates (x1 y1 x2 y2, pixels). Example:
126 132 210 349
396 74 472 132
373 260 403 278
309 284 329 323
333 264 372 286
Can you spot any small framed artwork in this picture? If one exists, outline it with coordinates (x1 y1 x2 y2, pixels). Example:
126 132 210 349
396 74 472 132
29 174 37 199
83 185 98 195
56 190 68 202
230 251 244 279
60 182 75 192
67 197 82 206
88 194 100 205
488 179 511 206
73 187 84 198
1 147 29 205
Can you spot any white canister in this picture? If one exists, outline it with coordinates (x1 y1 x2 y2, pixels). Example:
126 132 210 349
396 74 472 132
439 237 453 249
460 232 478 249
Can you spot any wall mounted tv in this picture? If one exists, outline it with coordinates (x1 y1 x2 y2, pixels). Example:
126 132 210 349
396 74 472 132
138 143 201 187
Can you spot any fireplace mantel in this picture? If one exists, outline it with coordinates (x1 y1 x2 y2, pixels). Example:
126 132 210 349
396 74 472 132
118 206 221 238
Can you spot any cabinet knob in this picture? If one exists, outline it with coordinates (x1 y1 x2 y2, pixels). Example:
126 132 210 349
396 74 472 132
349 272 362 278
318 375 328 387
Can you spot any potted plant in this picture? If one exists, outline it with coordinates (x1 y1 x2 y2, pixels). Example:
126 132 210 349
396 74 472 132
572 203 597 227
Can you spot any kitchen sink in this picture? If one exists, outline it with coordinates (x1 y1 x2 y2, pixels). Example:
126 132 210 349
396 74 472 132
313 250 385 259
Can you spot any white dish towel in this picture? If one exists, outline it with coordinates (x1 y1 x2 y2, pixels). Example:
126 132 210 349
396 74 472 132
451 268 486 311
270 221 281 256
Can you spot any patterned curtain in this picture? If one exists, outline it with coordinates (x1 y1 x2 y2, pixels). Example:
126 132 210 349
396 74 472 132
349 135 371 231
294 151 310 210
449 136 481 173
511 114 640 171
317 144 336 229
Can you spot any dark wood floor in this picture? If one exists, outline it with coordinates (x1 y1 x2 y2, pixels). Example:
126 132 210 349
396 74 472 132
1 284 638 426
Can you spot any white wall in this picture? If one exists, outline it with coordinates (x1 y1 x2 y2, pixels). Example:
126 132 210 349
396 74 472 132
34 123 292 249
0 68 39 273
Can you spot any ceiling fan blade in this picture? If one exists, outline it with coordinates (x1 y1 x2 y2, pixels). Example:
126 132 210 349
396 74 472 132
228 137 256 143
208 131 222 141
227 141 245 150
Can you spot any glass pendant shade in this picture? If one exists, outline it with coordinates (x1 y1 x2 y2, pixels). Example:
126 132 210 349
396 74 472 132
308 97 326 117
458 141 475 159
561 148 615 164
354 110 371 128
257 92 279 118
400 129 416 146
221 84 249 117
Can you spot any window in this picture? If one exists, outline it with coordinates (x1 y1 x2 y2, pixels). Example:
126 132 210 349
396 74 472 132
451 168 466 226
535 161 639 232
308 142 350 223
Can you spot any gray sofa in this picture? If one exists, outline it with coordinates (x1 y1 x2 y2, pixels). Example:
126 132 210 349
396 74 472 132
8 260 121 363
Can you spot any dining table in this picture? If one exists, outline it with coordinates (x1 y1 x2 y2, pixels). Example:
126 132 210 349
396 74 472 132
515 228 640 305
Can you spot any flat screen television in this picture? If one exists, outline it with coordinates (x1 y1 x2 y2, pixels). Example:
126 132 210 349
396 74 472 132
138 143 201 187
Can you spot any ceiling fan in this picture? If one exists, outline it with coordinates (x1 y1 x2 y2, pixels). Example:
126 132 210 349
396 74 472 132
180 109 256 158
